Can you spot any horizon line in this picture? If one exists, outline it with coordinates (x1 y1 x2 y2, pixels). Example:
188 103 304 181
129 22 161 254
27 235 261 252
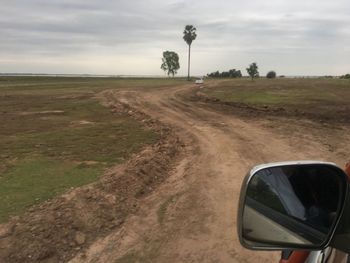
0 73 344 78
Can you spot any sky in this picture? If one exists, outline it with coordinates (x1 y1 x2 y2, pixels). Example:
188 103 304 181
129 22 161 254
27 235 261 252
1 0 350 76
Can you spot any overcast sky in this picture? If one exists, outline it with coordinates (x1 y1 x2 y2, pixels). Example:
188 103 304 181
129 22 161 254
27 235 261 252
1 0 349 76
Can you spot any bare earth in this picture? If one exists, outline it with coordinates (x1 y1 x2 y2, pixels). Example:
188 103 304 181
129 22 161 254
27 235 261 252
1 82 349 262
70 83 349 262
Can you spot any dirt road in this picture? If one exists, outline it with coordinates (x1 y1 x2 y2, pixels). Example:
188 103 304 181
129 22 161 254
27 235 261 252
69 83 349 263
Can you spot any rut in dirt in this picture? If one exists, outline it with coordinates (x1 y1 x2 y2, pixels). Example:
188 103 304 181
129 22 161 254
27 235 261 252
69 84 348 263
1 83 348 263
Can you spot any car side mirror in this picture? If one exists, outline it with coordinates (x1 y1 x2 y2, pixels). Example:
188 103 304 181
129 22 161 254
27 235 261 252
238 161 348 250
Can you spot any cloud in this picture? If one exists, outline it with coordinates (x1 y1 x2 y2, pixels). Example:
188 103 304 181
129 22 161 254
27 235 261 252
0 0 349 75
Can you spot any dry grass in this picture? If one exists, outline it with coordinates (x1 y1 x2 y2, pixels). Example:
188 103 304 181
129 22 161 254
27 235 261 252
0 76 185 222
202 78 350 123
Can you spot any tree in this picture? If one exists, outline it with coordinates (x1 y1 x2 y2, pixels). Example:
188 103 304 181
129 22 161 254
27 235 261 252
266 71 276 79
229 69 242 78
161 51 180 77
207 70 220 78
207 69 242 78
183 25 197 81
246 62 259 80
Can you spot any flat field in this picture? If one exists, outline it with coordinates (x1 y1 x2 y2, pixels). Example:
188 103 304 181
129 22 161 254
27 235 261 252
201 78 350 123
0 76 184 222
1 77 350 263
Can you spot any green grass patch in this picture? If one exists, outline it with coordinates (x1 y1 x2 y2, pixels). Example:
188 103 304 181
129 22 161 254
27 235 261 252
0 158 100 222
0 77 177 222
202 78 350 120
203 78 350 105
1 120 157 165
0 76 186 95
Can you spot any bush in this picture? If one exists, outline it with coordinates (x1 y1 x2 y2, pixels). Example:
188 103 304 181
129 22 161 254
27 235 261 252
340 74 350 79
266 71 276 79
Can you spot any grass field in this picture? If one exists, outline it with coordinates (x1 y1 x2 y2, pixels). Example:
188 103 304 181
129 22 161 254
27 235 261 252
202 78 350 122
3 76 348 223
0 76 185 222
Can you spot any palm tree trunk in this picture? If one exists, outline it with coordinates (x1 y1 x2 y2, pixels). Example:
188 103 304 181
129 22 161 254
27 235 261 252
187 44 191 81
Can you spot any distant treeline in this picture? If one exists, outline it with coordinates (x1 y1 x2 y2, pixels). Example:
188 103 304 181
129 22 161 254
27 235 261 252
322 74 350 79
207 69 242 78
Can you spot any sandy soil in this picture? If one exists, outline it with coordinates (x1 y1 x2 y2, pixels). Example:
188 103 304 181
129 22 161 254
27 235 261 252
1 82 349 262
69 83 349 263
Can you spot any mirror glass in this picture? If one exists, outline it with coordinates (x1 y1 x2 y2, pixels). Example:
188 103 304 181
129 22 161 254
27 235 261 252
242 164 345 248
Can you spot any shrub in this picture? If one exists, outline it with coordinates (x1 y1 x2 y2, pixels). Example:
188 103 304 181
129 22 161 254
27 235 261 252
266 71 277 79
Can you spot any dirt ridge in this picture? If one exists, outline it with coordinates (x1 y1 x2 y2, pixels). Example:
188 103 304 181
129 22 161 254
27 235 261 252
194 90 350 124
75 84 349 263
0 92 183 262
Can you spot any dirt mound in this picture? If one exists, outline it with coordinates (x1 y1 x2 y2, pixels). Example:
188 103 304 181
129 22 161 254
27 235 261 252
0 96 183 263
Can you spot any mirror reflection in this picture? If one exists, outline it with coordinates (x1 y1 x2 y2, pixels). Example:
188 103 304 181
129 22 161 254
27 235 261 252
243 164 344 247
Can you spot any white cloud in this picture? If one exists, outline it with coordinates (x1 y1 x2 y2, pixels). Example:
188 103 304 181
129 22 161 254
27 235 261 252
0 0 349 75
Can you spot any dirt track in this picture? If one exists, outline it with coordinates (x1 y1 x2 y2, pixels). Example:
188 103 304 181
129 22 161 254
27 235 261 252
68 83 349 262
0 82 348 262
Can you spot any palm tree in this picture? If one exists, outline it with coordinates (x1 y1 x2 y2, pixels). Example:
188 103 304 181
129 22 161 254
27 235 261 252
183 25 197 81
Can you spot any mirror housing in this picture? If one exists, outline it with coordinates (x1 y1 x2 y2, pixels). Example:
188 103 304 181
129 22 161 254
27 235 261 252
238 161 348 250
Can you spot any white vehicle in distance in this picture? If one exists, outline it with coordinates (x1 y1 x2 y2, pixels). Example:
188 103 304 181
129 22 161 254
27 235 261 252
195 77 204 84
